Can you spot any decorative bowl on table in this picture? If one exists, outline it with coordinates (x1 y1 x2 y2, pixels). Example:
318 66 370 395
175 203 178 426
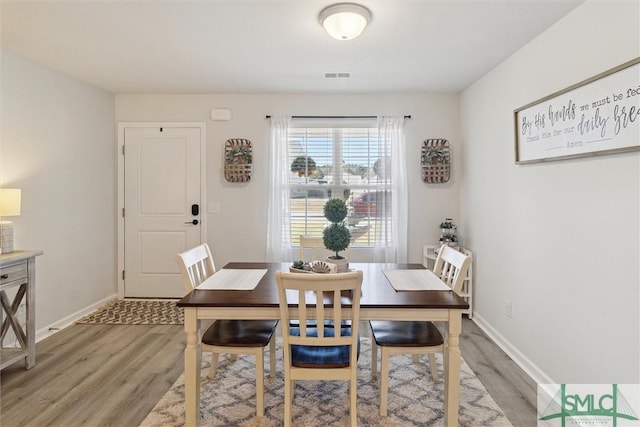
290 260 337 274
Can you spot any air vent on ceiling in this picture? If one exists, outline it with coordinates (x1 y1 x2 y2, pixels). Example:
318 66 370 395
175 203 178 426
324 72 351 79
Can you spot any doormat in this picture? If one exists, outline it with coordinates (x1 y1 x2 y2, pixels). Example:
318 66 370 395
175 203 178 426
76 300 184 325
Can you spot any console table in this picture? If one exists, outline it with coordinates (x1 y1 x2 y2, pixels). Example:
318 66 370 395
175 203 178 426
0 250 43 370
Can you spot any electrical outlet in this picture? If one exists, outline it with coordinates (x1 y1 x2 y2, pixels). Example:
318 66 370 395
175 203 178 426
505 300 513 318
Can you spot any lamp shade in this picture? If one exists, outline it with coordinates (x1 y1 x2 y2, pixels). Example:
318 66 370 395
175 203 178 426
0 189 21 217
319 3 371 41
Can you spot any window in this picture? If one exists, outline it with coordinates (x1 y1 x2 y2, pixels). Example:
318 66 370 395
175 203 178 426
285 126 393 247
267 115 407 263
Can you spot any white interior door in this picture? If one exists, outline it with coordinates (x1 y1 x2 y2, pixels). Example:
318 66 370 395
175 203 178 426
124 126 202 298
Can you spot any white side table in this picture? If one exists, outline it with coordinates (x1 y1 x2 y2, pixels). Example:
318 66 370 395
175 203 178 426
0 250 44 370
423 245 473 318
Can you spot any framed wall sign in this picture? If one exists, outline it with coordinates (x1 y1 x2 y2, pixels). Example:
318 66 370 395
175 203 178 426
514 57 639 164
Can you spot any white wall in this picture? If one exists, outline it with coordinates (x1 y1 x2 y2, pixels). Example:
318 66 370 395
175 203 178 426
116 93 461 267
460 1 639 384
1 50 117 331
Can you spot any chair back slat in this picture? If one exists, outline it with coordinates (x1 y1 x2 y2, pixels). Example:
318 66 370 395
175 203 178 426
316 290 326 338
298 291 307 337
433 245 472 294
176 243 216 293
333 290 342 332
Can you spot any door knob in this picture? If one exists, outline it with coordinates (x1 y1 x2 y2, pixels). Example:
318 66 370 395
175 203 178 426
185 219 199 225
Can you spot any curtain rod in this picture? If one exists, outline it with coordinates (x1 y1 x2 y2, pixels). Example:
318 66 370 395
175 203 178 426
265 115 411 119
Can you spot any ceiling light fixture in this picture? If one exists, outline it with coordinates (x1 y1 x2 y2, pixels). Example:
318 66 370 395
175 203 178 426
319 3 371 41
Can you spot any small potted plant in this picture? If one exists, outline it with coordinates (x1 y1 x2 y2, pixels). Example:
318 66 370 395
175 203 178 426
439 233 458 247
438 218 458 248
439 218 456 235
290 260 312 273
322 198 351 272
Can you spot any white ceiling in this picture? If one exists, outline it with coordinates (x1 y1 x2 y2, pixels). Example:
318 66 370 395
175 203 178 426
1 1 583 94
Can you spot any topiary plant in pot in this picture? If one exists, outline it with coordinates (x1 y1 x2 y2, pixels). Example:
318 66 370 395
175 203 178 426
322 198 351 272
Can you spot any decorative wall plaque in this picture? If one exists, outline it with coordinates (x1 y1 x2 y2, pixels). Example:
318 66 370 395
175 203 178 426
421 139 450 183
224 139 252 183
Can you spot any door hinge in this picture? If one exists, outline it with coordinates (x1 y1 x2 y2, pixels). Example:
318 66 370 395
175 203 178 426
122 145 125 155
122 270 125 280
122 208 125 218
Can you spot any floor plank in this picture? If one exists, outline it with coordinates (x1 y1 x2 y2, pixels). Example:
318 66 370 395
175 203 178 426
1 319 536 426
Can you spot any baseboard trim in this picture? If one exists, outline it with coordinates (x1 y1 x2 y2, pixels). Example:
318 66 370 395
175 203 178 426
472 312 555 386
35 294 117 343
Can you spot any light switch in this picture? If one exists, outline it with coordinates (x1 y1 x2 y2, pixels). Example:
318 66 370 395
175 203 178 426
208 202 221 214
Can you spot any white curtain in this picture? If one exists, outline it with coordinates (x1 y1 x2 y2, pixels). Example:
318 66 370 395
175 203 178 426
373 115 408 263
266 116 294 261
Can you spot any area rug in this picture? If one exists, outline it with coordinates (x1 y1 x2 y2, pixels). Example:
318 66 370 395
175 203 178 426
76 300 183 325
141 338 512 426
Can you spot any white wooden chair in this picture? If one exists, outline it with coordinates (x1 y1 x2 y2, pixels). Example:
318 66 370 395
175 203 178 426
369 245 472 416
176 243 277 417
298 235 329 262
275 270 363 427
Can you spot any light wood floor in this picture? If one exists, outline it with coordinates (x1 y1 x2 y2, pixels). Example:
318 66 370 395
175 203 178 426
1 318 537 426
459 319 537 426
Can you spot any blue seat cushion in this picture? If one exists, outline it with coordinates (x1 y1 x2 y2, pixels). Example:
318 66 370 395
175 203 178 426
289 326 360 368
289 319 352 329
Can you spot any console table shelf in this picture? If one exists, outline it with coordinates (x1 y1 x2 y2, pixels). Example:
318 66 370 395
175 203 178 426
423 245 473 318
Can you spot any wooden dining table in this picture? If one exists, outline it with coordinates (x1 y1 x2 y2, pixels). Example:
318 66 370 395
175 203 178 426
177 262 469 426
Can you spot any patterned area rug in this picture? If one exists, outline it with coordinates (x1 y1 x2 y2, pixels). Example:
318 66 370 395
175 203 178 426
77 300 183 325
141 338 512 426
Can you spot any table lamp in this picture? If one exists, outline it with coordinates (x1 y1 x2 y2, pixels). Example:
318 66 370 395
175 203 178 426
0 188 21 254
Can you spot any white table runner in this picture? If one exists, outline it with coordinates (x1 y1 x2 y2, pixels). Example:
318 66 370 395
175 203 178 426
383 269 450 291
196 269 268 290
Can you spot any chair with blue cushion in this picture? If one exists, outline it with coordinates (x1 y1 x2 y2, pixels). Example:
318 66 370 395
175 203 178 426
275 270 363 427
369 244 472 416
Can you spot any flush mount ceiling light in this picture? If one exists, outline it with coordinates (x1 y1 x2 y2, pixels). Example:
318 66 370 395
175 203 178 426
319 3 371 41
